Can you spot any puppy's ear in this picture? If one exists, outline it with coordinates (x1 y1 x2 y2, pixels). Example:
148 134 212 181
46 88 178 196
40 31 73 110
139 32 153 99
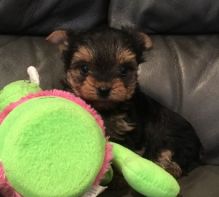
122 27 152 50
137 32 152 49
46 30 69 52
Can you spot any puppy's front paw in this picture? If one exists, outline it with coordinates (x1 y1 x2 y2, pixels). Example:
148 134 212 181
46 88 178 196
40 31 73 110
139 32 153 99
157 160 182 178
156 150 182 178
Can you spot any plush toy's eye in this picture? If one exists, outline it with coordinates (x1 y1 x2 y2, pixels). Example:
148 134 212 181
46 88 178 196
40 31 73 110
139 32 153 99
80 64 89 75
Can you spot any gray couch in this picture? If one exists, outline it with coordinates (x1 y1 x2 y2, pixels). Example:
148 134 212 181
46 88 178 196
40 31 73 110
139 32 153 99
1 1 219 196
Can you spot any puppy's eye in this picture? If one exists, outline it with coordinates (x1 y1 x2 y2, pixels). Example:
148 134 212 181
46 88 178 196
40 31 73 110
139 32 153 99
119 66 129 77
80 64 89 75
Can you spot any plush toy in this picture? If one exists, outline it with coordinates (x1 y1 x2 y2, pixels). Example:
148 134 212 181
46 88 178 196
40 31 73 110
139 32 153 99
0 67 180 197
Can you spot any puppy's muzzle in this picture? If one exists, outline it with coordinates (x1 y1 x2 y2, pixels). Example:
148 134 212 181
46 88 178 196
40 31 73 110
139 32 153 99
97 87 111 98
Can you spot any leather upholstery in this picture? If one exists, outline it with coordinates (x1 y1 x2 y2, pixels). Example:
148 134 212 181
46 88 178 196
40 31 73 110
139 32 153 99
0 36 64 89
0 0 108 35
109 0 219 33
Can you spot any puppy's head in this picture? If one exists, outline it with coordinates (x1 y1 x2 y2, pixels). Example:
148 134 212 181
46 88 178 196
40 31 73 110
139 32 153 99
47 27 152 110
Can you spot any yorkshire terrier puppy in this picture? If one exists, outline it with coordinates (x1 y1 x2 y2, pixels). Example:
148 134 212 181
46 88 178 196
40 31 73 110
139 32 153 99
47 27 202 178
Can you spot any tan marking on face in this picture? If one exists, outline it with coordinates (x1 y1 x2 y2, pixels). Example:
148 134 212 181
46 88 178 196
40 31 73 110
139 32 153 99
94 81 111 89
80 75 99 100
80 76 113 101
66 69 137 108
117 49 136 64
67 72 99 100
110 79 136 101
73 46 93 62
66 69 82 95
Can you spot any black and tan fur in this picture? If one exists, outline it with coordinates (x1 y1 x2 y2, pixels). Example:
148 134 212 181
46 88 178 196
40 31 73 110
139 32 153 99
47 27 202 179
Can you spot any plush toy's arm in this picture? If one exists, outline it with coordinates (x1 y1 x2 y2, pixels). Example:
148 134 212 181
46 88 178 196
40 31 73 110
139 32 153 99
27 66 40 85
0 66 41 111
111 142 180 197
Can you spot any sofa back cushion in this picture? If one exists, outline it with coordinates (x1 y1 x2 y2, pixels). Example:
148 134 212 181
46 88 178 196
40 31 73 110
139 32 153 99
109 0 219 33
0 0 108 35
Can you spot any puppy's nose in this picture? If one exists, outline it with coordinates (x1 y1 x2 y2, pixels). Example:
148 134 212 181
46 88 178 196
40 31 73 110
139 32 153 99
97 87 111 98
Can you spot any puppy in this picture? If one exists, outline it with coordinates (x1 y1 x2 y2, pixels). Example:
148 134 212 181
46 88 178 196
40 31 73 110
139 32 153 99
47 27 202 178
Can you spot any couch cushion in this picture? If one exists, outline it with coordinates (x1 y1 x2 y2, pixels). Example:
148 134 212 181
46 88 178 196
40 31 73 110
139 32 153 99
0 36 64 89
109 0 219 33
0 0 108 35
179 165 219 197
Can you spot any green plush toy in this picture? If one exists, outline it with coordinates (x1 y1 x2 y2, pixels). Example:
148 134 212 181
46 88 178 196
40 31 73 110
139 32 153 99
0 67 180 197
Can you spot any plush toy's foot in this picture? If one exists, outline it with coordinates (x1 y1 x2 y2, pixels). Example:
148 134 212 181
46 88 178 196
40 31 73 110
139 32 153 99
156 150 182 178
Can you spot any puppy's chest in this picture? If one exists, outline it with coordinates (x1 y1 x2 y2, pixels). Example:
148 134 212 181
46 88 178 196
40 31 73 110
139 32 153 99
103 111 135 137
101 103 145 151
